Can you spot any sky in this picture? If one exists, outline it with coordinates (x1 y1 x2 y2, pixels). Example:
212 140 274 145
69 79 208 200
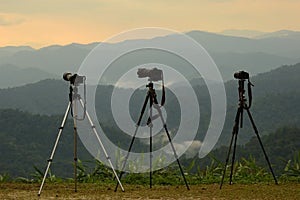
1 0 300 48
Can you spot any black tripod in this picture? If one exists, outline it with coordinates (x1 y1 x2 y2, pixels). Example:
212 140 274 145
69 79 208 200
38 79 124 196
115 81 190 191
220 77 278 189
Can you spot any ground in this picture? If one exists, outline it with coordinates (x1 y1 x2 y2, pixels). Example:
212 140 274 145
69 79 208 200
0 182 299 199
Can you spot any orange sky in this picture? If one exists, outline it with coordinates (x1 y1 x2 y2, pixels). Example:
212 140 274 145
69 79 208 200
1 0 300 48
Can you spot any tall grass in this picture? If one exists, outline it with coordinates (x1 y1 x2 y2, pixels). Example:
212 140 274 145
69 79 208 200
281 150 300 182
2 152 299 184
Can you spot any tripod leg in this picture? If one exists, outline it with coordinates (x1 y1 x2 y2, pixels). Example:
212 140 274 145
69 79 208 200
230 107 242 185
245 108 278 185
152 101 190 190
114 93 150 191
77 99 125 192
229 131 238 185
38 102 71 196
220 107 241 189
220 133 235 189
149 103 153 188
73 99 78 192
115 93 150 191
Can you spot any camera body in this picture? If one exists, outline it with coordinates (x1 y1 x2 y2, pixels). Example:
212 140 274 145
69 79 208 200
63 73 85 85
137 68 163 82
234 71 249 80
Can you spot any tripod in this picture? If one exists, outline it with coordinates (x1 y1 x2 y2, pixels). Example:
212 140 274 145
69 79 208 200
220 78 278 189
115 81 190 191
38 82 124 196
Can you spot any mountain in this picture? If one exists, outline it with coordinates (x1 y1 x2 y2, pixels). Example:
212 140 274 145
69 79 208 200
0 109 93 178
220 63 300 145
197 126 300 174
0 63 299 178
0 108 298 178
220 29 266 38
1 30 300 88
255 30 300 40
0 79 68 115
219 29 300 40
187 30 300 58
0 43 96 77
0 46 34 58
0 62 299 145
0 64 58 88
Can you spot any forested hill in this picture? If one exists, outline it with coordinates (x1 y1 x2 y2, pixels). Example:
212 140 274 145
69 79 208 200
0 79 68 115
0 63 299 116
0 108 298 177
0 63 299 177
0 109 94 178
198 126 300 173
0 63 299 146
217 63 300 145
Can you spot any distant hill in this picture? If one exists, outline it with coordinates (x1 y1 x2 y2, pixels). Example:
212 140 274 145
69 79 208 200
0 108 298 178
186 30 300 58
0 63 300 178
0 109 93 178
0 62 299 147
220 63 300 145
197 126 300 174
0 64 58 88
255 30 300 40
219 29 300 40
220 29 266 38
0 30 300 88
0 79 68 115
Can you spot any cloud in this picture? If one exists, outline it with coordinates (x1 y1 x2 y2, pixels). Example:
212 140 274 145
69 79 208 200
0 14 25 26
164 140 202 159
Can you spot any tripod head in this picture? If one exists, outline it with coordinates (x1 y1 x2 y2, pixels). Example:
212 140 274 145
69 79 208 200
63 72 87 121
146 82 154 89
234 71 254 128
139 68 166 107
234 71 254 109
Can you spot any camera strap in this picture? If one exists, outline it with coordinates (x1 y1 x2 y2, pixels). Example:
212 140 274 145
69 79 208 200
69 85 74 117
76 77 87 121
146 74 166 126
247 80 254 109
161 75 166 106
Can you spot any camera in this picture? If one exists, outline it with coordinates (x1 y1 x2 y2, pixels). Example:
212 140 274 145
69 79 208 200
63 72 85 85
137 68 163 82
234 71 249 80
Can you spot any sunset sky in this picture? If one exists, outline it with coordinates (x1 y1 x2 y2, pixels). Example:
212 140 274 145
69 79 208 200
1 0 300 48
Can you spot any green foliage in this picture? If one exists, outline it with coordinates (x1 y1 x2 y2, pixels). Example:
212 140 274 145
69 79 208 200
15 166 63 183
76 159 114 183
231 156 273 183
281 150 300 182
1 155 299 185
195 156 223 184
0 63 300 183
0 174 10 182
199 126 300 175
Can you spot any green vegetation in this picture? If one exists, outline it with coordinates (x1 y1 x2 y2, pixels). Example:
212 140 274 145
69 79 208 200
0 155 299 199
0 63 299 199
0 108 299 179
1 152 299 185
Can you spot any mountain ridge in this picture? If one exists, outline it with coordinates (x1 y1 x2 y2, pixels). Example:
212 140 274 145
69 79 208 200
1 29 300 87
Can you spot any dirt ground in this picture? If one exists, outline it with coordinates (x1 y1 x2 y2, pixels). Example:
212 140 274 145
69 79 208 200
0 182 299 199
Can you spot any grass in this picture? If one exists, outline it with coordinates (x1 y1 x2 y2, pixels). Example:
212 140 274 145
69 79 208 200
0 182 299 200
1 154 299 199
